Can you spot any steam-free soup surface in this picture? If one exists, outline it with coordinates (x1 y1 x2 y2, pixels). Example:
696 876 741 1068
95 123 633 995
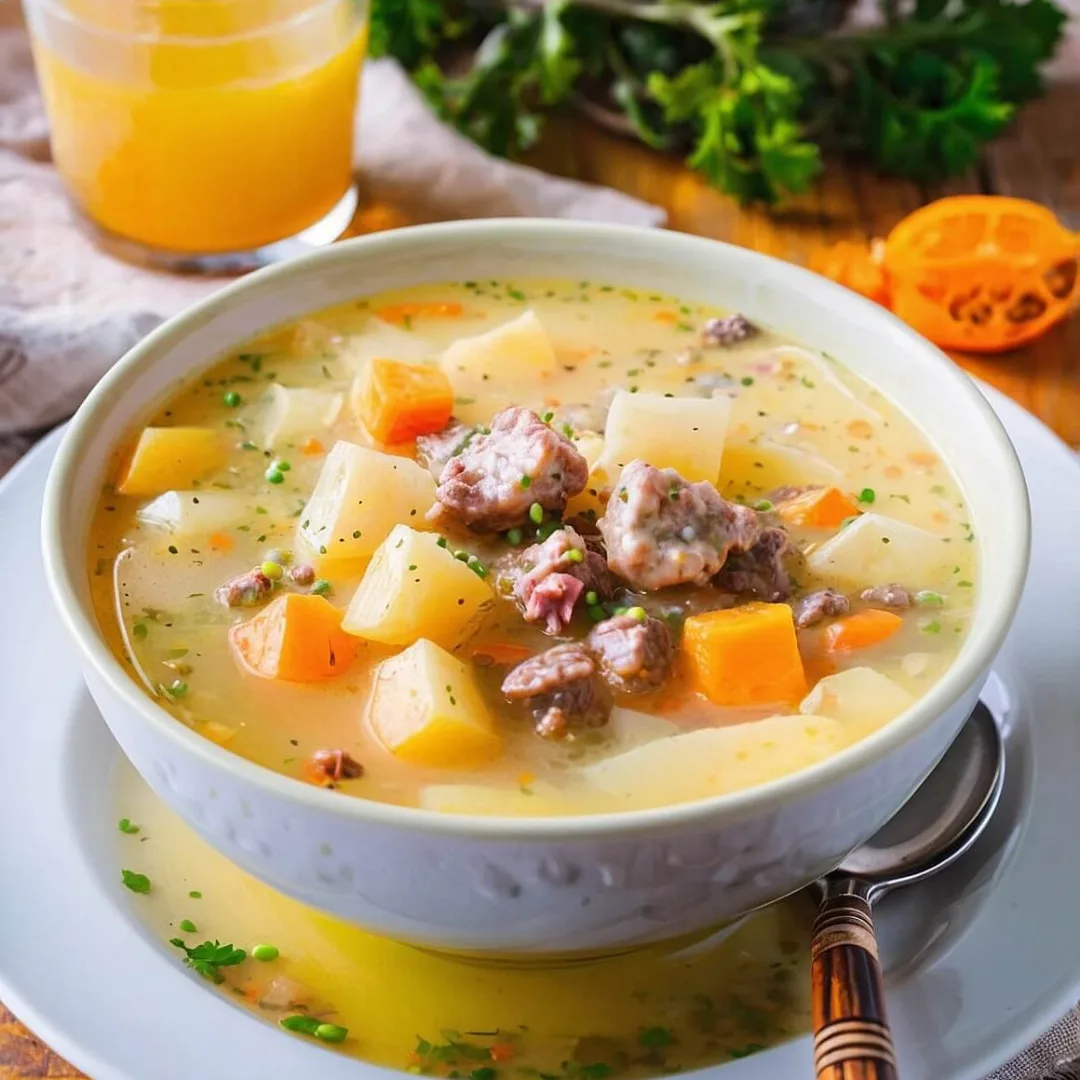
89 279 977 814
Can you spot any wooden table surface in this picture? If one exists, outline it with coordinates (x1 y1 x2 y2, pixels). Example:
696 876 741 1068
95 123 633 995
4 67 1080 1080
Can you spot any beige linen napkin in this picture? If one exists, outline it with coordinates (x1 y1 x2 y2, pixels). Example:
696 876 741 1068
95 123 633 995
0 7 1077 1079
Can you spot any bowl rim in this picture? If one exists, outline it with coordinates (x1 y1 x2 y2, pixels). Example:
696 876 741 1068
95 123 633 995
41 218 1031 840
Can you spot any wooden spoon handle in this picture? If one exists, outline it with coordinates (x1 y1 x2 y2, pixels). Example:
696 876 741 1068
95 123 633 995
811 881 898 1080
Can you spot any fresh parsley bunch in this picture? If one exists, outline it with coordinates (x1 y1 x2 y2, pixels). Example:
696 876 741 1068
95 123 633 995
369 0 1066 205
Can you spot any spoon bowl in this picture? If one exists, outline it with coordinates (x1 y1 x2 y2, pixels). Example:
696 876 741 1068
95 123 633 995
810 696 1006 1080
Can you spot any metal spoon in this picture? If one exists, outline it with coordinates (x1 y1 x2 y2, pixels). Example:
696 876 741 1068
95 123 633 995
810 699 1006 1080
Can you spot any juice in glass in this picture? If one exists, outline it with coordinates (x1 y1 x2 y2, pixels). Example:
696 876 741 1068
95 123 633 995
26 0 367 266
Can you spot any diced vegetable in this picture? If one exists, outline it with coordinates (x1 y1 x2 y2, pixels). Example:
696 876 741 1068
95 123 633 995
339 317 433 373
682 602 806 706
366 639 501 767
598 390 731 484
776 487 861 528
295 441 436 563
823 609 903 653
117 428 227 496
261 384 342 450
342 525 492 648
440 310 556 382
136 490 246 537
351 358 454 444
375 301 463 326
721 439 845 494
805 512 949 587
421 780 587 816
229 594 357 682
606 707 679 751
800 667 913 736
583 714 847 807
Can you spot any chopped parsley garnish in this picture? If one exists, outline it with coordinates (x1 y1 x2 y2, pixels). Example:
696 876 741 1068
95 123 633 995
169 938 246 983
121 869 151 894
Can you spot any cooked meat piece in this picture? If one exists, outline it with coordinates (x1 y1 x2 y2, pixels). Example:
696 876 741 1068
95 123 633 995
714 526 792 602
430 406 588 532
701 314 757 347
306 749 364 787
415 419 476 477
860 583 914 609
599 460 760 591
215 567 273 607
512 526 616 634
289 563 316 587
793 588 850 629
502 643 612 739
587 613 674 693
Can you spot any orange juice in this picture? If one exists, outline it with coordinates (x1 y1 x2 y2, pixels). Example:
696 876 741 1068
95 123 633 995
28 0 366 254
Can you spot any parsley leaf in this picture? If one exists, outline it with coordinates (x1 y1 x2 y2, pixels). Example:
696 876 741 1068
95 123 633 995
121 869 151 894
169 938 247 984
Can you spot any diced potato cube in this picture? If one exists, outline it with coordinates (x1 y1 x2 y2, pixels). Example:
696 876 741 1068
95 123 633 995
117 428 227 496
339 317 434 374
296 441 436 563
342 525 492 648
598 390 731 484
805 513 949 588
606 707 679 752
583 714 848 807
229 594 357 682
367 639 501 767
721 439 845 498
136 490 245 536
262 384 342 450
683 602 807 707
421 781 586 817
800 667 913 737
440 311 556 382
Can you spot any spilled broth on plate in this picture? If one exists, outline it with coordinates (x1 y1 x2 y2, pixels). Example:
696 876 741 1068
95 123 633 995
116 765 813 1070
89 279 977 814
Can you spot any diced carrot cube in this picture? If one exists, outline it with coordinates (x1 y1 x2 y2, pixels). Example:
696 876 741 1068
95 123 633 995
375 301 463 326
776 487 861 529
682 602 807 707
823 609 903 654
354 357 454 444
229 594 357 682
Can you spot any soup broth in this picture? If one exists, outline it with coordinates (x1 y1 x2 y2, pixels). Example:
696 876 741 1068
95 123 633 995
88 279 977 815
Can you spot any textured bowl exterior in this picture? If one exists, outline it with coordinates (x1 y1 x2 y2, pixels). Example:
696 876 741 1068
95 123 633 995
42 221 1029 955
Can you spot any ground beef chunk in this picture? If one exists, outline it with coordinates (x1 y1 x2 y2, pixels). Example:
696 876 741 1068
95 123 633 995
702 314 757 347
714 526 792 601
587 614 674 693
430 407 588 532
793 588 850 629
501 643 612 739
861 583 914 608
289 563 316 587
215 567 273 607
306 749 364 787
512 527 616 634
415 419 475 477
599 460 760 591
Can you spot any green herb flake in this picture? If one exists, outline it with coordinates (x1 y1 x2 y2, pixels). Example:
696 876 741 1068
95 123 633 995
179 919 198 933
170 938 246 983
118 818 140 835
121 869 151 894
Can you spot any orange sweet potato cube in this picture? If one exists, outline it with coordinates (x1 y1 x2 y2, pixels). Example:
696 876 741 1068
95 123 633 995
776 487 861 529
229 594 357 682
683 602 807 707
354 357 453 444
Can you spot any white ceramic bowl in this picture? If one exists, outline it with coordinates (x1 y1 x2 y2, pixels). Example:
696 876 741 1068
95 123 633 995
42 220 1029 956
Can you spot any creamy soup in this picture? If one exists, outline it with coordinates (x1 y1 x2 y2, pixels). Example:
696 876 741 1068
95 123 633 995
117 762 813 1071
88 279 977 814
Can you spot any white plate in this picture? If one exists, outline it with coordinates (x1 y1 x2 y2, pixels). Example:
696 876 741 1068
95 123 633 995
2 383 1079 1080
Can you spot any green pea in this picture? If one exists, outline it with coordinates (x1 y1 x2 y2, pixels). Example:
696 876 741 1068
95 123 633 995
626 606 648 622
585 590 599 606
564 548 584 564
506 528 524 545
265 468 285 485
252 943 279 962
280 1015 321 1035
261 561 284 581
520 475 533 489
271 459 291 472
528 503 544 525
223 391 242 408
858 487 876 504
588 605 607 623
314 1023 349 1044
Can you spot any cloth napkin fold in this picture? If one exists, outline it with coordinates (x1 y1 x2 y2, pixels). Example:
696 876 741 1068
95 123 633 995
0 9 1077 1080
